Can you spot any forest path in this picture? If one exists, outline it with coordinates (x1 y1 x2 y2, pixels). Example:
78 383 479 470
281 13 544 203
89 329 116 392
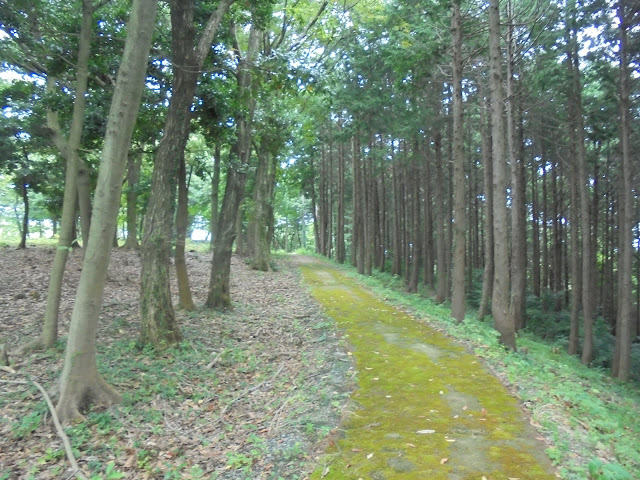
296 257 556 480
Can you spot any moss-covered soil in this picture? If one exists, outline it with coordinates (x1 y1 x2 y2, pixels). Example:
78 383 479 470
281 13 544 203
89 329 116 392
300 258 556 480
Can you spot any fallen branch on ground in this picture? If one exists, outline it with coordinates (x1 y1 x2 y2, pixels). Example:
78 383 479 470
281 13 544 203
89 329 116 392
0 377 88 480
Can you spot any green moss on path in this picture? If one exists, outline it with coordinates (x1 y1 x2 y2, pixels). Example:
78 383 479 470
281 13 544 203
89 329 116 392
300 259 556 480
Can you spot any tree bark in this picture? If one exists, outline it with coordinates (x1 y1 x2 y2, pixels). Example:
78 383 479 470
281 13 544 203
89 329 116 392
612 0 633 379
477 81 493 320
56 0 158 424
206 24 259 309
22 1 94 352
77 158 92 247
450 0 466 321
210 142 221 249
18 180 29 249
175 152 195 310
488 0 515 349
140 0 233 345
434 129 448 303
123 151 142 249
506 3 526 331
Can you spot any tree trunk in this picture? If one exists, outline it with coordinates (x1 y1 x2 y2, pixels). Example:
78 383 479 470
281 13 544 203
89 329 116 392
248 141 272 271
123 152 142 249
336 128 346 264
488 0 515 349
210 142 221 250
206 24 259 309
140 0 233 345
55 0 158 424
477 82 493 320
18 180 29 249
175 152 195 310
77 158 92 247
434 129 448 303
21 2 95 352
506 4 526 331
450 0 465 321
612 0 633 379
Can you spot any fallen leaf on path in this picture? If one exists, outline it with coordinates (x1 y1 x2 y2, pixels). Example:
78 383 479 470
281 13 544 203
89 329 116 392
440 458 448 464
366 453 374 459
406 443 416 447
416 429 436 434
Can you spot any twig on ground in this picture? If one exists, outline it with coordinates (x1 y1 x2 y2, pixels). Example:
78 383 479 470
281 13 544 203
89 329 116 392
218 363 286 425
268 396 294 435
0 377 89 480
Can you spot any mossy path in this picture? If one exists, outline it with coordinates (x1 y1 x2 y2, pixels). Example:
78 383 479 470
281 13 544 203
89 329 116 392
299 258 556 480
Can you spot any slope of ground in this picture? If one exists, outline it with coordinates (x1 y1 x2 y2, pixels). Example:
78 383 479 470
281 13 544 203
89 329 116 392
0 246 351 479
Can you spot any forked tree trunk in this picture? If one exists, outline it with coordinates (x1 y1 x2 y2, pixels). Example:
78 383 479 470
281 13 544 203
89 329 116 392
206 24 259 309
20 1 95 353
450 0 466 322
56 0 158 424
488 0 515 349
140 0 233 346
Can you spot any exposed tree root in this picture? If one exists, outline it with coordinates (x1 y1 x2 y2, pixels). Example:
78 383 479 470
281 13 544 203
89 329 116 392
15 337 47 355
55 374 122 426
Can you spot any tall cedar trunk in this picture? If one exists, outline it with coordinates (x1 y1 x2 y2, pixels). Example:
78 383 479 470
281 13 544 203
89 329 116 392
354 136 365 274
175 152 195 310
310 155 320 254
423 141 435 288
567 89 582 354
613 0 633 379
506 4 526 330
364 137 373 276
434 130 448 303
28 2 94 352
568 14 594 364
206 25 259 309
488 0 515 349
477 82 493 320
350 138 357 267
531 151 541 297
378 170 387 272
407 150 421 293
450 0 466 321
336 126 346 263
77 158 92 247
391 148 402 276
55 0 157 423
210 143 221 249
123 152 142 249
18 180 28 249
141 0 232 344
541 156 549 293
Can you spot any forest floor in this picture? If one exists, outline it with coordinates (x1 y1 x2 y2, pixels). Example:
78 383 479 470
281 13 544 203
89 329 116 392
0 245 352 480
0 245 639 480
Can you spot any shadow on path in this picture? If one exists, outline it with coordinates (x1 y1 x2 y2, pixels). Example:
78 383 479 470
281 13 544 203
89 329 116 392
297 257 556 480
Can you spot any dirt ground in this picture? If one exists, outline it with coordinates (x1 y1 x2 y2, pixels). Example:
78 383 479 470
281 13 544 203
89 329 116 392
0 245 352 479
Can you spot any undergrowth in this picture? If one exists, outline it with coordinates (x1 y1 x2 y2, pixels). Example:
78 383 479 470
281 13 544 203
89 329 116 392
316 255 640 480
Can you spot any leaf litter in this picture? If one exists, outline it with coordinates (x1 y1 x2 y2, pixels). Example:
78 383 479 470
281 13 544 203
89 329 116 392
0 246 353 479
